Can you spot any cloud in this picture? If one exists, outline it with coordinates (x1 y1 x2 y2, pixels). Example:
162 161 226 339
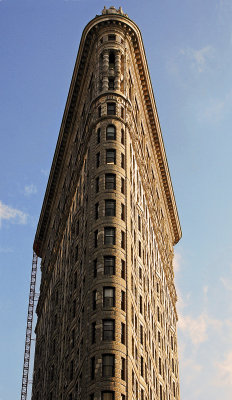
179 313 208 345
180 45 215 73
24 184 37 196
216 351 232 386
41 168 49 177
0 201 28 227
173 251 181 273
220 277 232 291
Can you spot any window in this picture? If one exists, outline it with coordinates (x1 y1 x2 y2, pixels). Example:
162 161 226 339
121 290 125 311
140 324 143 345
72 300 76 318
121 259 125 279
106 149 116 164
121 129 125 144
101 392 115 400
159 357 162 375
109 53 115 69
91 357 95 379
121 153 125 168
141 356 144 377
121 177 125 194
93 290 97 310
108 34 116 41
70 360 73 380
105 200 116 216
91 322 96 344
139 241 141 257
90 395 94 400
95 203 99 219
107 103 116 115
103 287 115 307
104 256 115 275
160 385 163 400
98 106 101 118
96 177 99 193
121 203 125 220
104 227 115 245
138 214 141 231
102 354 115 377
121 231 125 249
121 107 124 118
108 78 115 90
121 396 125 400
141 389 144 400
94 230 98 248
103 319 115 340
94 259 97 278
106 125 116 140
140 296 143 314
105 173 116 189
96 152 100 168
121 322 125 344
97 128 101 143
121 357 125 380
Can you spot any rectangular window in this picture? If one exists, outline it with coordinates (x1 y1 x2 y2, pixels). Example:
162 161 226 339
121 322 125 344
141 356 144 377
107 103 116 115
121 129 125 145
121 230 125 249
102 354 115 377
108 34 116 41
140 324 143 345
105 173 116 189
94 230 98 248
91 357 95 379
103 319 115 340
105 199 116 216
103 287 115 307
96 152 100 168
108 78 115 90
104 227 116 245
98 106 101 118
101 391 115 400
70 360 73 380
93 290 97 310
121 259 125 279
104 256 115 275
140 296 143 314
121 107 124 118
94 259 97 278
139 241 141 257
121 290 125 311
95 202 99 219
121 357 125 380
106 125 116 140
92 322 96 344
121 177 125 194
159 357 162 375
97 128 101 143
106 149 116 164
90 395 94 400
121 153 125 168
96 177 99 193
121 203 125 220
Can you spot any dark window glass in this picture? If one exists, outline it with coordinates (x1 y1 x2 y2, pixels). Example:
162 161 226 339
108 78 115 90
103 319 115 340
121 153 125 169
90 395 94 400
106 125 116 140
108 35 116 41
106 149 116 164
105 199 116 216
102 354 115 377
96 177 99 193
104 256 115 275
121 231 125 249
94 230 98 248
140 324 143 345
95 203 99 219
96 152 100 168
121 322 125 344
107 103 116 115
121 357 125 380
121 107 124 118
121 178 125 194
121 129 125 145
109 53 115 69
121 290 125 311
103 287 115 307
138 214 141 231
121 259 125 279
159 357 162 375
105 173 116 189
141 356 144 377
70 360 73 380
98 106 101 118
140 296 143 314
92 322 96 344
104 227 115 245
121 203 125 220
97 128 101 143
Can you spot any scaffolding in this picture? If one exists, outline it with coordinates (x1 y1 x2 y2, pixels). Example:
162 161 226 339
20 251 38 400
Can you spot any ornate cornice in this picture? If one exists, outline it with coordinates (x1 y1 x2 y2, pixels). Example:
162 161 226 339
34 11 181 257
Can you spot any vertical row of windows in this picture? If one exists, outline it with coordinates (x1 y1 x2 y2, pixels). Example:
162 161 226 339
96 150 125 168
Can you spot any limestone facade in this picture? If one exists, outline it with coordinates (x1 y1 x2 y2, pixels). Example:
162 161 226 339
32 7 182 400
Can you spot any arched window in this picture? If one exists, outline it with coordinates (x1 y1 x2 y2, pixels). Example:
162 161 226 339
106 125 116 140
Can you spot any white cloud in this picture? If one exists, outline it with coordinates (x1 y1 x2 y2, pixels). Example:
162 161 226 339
180 45 215 73
173 251 181 273
220 277 232 291
216 351 232 386
24 184 37 196
0 201 28 227
179 313 208 345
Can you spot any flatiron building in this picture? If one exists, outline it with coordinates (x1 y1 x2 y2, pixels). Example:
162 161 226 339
32 6 182 400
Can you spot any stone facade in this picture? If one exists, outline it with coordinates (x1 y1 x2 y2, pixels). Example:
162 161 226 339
32 7 182 400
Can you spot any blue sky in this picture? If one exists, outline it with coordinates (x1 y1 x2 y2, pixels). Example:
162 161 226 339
0 0 232 399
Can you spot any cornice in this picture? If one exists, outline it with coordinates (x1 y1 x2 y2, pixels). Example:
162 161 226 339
34 11 181 257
